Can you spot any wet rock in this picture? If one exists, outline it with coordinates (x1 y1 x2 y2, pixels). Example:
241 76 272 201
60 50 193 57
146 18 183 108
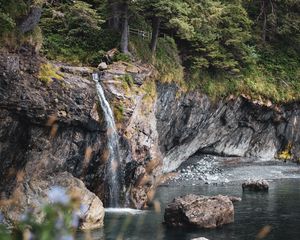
164 194 234 228
242 179 269 191
130 186 148 209
229 196 242 202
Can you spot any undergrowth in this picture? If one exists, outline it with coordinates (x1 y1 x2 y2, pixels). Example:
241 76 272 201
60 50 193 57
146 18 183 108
130 36 184 86
185 48 300 103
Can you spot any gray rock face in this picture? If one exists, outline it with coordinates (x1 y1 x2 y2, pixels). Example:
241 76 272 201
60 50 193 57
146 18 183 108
242 179 269 191
164 194 234 228
156 84 300 172
99 61 160 208
0 49 108 206
0 51 158 209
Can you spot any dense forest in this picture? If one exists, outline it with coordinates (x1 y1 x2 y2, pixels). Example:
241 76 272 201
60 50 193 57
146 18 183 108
0 0 299 101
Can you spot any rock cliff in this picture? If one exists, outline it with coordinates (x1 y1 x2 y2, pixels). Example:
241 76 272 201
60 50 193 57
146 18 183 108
0 47 106 226
1 47 300 214
156 84 300 172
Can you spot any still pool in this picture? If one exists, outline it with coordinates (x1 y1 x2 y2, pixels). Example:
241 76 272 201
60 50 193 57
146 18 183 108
77 178 300 240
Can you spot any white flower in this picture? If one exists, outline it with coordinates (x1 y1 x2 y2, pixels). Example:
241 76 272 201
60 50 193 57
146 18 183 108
0 212 4 223
48 186 70 205
20 213 28 222
59 235 74 240
71 212 80 228
55 217 64 229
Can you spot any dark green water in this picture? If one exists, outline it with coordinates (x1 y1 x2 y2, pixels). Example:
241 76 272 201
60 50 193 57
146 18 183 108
77 178 300 240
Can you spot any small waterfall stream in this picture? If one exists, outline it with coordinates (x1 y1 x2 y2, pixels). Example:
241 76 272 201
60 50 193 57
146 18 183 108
92 73 121 207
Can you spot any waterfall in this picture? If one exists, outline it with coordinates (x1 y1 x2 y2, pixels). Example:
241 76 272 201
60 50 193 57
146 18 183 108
92 73 120 207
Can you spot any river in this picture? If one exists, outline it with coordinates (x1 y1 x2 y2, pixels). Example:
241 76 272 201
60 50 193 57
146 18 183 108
77 156 300 240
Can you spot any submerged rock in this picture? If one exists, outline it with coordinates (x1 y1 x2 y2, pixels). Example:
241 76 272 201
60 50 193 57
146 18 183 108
228 196 242 202
191 238 210 240
242 179 269 191
164 194 234 228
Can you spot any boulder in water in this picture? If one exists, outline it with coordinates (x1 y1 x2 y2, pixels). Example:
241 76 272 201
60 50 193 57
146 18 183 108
164 194 234 228
229 196 242 202
242 179 269 191
191 238 210 240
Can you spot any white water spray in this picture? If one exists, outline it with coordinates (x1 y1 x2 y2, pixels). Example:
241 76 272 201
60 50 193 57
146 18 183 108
93 73 121 207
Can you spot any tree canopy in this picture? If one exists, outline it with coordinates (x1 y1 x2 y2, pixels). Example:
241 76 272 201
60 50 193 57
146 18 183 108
0 0 299 101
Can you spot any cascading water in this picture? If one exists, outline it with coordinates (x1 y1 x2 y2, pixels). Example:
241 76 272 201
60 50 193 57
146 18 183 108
92 73 121 207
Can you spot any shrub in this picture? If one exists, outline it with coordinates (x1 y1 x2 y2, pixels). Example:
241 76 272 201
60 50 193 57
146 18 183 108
38 63 63 85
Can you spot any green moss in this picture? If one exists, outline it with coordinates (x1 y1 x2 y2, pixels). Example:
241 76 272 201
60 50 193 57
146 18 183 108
113 52 131 63
117 74 134 93
277 142 293 161
38 63 63 85
141 80 157 113
113 102 125 123
124 74 134 87
142 80 156 99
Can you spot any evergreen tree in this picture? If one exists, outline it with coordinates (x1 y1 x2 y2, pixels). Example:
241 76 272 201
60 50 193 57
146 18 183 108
139 0 192 54
184 0 253 73
245 0 300 50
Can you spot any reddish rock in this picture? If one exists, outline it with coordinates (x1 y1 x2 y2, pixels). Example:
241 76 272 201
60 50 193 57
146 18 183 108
164 194 234 228
242 179 269 191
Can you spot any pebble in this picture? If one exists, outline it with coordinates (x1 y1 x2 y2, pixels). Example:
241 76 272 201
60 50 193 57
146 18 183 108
173 155 226 184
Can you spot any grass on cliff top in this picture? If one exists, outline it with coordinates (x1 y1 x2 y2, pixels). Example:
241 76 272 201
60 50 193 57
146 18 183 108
0 26 43 52
187 67 300 103
185 47 300 103
130 36 300 103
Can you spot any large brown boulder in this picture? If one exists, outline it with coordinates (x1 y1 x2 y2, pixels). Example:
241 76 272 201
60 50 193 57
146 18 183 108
242 179 269 191
1 172 105 230
164 194 234 228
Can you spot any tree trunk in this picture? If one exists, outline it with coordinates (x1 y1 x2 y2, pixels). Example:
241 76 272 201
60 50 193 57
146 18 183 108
120 1 129 54
150 17 161 54
262 0 267 43
18 6 42 34
108 0 120 31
